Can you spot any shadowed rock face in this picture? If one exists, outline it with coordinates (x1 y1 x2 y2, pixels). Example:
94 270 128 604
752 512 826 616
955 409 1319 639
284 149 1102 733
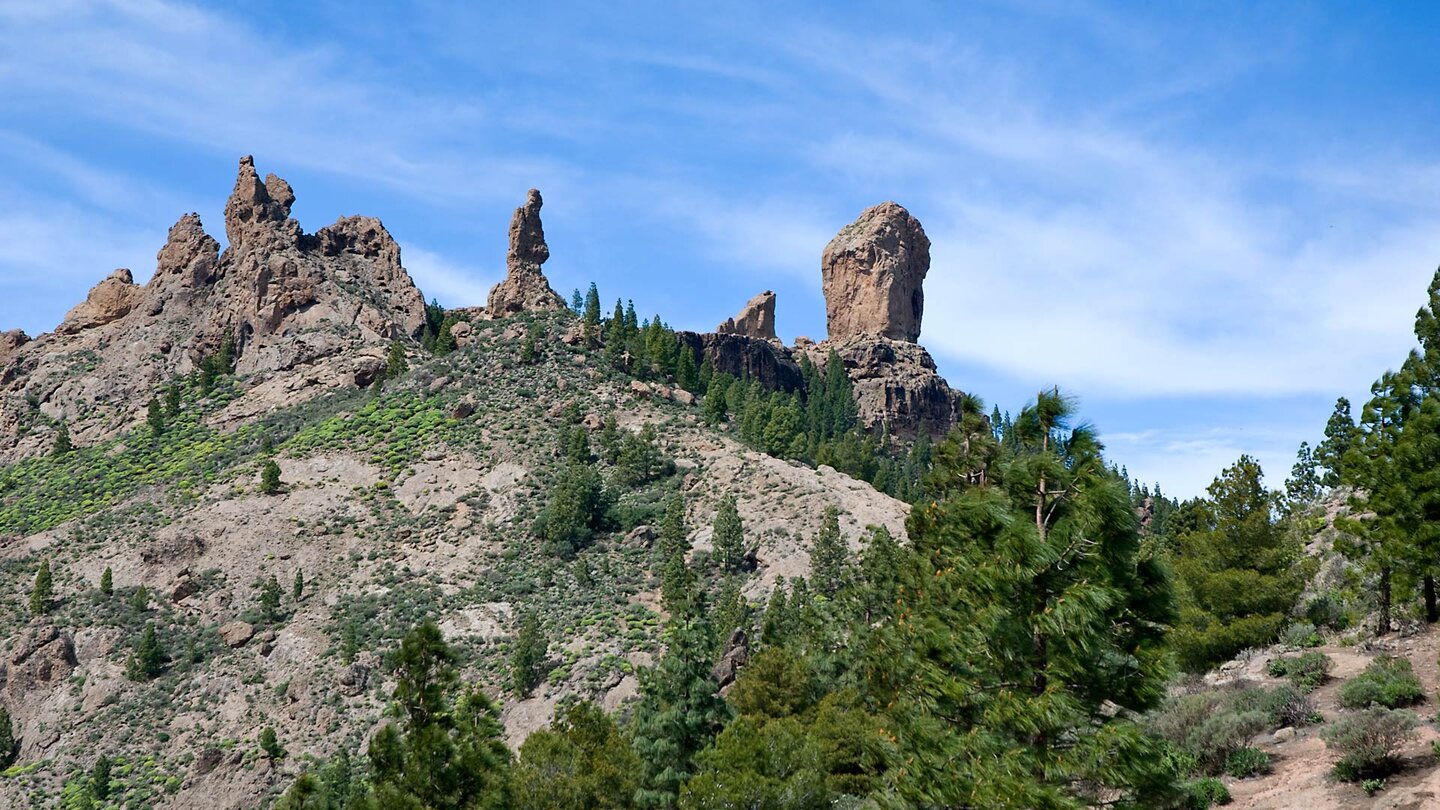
676 331 804 392
487 188 568 316
805 336 961 438
0 155 428 461
716 291 777 340
821 201 930 343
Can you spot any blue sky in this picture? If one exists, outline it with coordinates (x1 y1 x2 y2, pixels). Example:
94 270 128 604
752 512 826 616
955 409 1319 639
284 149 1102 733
2 1 1439 497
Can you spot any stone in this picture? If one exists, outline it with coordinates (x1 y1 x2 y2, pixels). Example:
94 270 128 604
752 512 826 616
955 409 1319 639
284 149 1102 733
711 628 749 692
716 291 777 340
57 269 142 334
1 624 77 698
449 320 473 347
1272 727 1296 743
675 331 804 393
219 621 255 648
807 335 962 439
153 213 220 293
821 201 930 342
486 189 568 316
171 576 199 603
0 330 28 365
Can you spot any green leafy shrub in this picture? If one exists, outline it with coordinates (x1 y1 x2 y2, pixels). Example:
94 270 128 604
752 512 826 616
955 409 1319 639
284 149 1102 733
1362 777 1385 796
1267 651 1332 692
1223 747 1271 778
1338 656 1424 709
1145 689 1270 774
1281 621 1322 648
1183 777 1231 808
1322 707 1417 781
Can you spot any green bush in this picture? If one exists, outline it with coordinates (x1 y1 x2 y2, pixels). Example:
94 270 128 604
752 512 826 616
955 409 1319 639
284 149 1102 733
1322 707 1417 781
1268 651 1332 692
1145 689 1270 774
1240 684 1318 728
1183 777 1231 808
1338 656 1424 709
1281 621 1322 648
1362 777 1385 796
1223 747 1271 778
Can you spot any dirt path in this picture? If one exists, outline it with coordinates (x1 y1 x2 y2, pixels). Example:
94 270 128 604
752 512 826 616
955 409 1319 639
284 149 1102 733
1226 630 1440 809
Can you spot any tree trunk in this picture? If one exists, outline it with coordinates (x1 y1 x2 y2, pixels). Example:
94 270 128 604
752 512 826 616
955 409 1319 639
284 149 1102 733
1426 575 1438 624
1378 566 1393 636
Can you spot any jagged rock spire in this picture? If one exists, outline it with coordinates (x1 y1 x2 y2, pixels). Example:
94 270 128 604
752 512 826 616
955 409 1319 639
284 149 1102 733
223 155 300 249
487 188 567 315
716 291 777 340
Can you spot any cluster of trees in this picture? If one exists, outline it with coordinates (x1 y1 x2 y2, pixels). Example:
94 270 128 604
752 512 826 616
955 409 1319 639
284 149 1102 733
281 388 1207 808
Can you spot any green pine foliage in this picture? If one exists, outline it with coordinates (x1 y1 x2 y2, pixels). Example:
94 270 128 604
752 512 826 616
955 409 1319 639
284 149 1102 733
52 422 72 456
512 701 640 810
261 458 282 494
127 622 167 681
709 496 744 574
1170 456 1308 672
0 707 15 768
260 726 286 760
511 612 547 697
385 340 408 380
808 508 846 597
367 622 511 809
99 566 113 596
30 557 53 615
146 396 165 438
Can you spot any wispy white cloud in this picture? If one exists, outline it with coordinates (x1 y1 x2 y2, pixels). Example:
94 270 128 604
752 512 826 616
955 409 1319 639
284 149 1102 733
402 247 499 309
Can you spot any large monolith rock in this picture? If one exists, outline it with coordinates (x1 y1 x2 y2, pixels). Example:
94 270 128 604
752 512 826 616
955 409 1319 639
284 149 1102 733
487 189 568 316
821 202 929 343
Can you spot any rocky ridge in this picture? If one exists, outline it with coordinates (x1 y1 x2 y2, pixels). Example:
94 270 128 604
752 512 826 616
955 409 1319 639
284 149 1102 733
0 156 427 462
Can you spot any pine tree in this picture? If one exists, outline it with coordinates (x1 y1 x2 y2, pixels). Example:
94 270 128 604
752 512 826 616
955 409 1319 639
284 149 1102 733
1173 456 1306 668
90 754 112 800
130 584 149 611
147 396 165 438
583 283 602 327
260 726 286 759
127 622 167 681
259 575 283 623
292 569 305 601
385 340 408 379
99 566 113 596
702 374 730 425
510 611 547 696
511 701 641 810
868 388 1181 807
0 707 15 768
1316 397 1357 487
630 614 730 807
261 459 282 494
710 496 744 573
368 622 510 809
809 508 846 598
164 383 182 416
571 289 584 313
30 558 52 616
52 422 72 456
1286 441 1322 505
658 493 695 614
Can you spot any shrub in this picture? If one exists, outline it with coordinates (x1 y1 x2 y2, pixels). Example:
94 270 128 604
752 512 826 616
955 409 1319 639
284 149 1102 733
1321 707 1417 781
1281 621 1322 648
1183 777 1231 808
1237 684 1319 728
1145 689 1270 774
1304 592 1349 630
1223 747 1271 778
1362 778 1385 796
1268 651 1332 692
1338 656 1424 709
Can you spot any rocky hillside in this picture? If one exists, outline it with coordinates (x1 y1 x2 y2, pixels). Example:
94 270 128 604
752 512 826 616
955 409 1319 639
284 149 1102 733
0 158 956 808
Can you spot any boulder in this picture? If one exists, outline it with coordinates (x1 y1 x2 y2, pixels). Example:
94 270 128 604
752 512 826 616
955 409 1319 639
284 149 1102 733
219 621 255 648
711 628 749 692
57 269 141 334
716 291 777 340
821 201 930 342
486 189 568 316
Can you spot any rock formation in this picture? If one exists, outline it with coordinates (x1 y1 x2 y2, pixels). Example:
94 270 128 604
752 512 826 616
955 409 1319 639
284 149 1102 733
676 331 804 393
0 156 428 460
716 291 777 340
821 201 929 343
487 189 568 316
0 330 26 365
56 269 142 334
804 336 962 438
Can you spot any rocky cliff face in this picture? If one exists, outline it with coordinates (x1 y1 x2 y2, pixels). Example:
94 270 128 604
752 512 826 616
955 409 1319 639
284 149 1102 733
821 201 929 343
716 291 777 340
803 336 961 437
676 331 804 392
487 189 568 316
0 156 427 461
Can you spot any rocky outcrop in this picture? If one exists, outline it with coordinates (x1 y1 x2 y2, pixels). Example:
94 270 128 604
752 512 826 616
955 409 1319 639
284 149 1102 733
808 336 961 438
0 330 28 365
0 155 429 461
487 189 567 316
821 202 929 343
676 331 804 392
56 269 142 334
716 291 777 340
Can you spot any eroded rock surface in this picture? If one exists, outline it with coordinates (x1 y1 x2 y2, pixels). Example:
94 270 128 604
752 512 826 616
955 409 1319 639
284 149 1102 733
716 291 777 340
821 201 930 343
676 331 804 392
487 188 567 316
0 155 427 461
807 336 961 438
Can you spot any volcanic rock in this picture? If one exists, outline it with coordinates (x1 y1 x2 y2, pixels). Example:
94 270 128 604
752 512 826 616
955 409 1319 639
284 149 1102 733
57 269 141 334
716 291 777 340
487 189 567 316
807 335 962 438
676 331 804 392
0 330 28 365
821 201 930 342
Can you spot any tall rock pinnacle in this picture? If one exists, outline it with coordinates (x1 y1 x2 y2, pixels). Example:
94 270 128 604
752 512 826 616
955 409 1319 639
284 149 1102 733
821 202 930 342
716 291 777 340
487 188 567 316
